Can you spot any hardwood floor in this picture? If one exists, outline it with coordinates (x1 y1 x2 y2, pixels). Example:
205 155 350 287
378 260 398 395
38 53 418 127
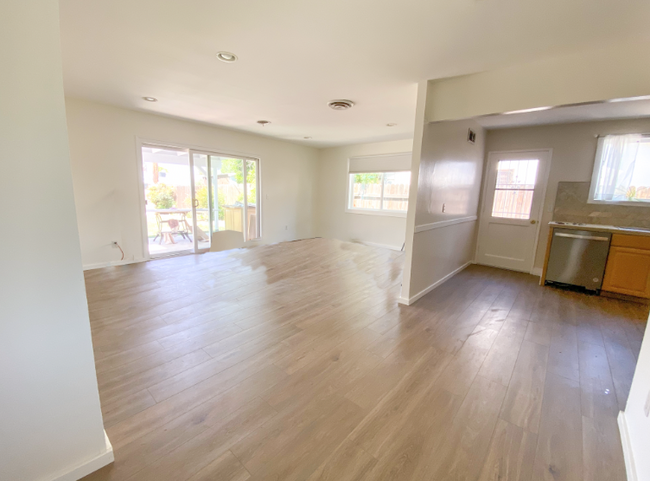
81 238 648 481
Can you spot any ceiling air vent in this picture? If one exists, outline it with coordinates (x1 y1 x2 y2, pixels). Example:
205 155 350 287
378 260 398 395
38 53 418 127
328 99 355 110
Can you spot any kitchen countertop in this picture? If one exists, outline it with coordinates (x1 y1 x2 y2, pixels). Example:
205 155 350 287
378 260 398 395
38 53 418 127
549 221 650 237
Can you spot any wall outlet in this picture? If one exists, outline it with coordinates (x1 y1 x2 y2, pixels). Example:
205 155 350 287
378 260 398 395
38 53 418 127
442 203 446 213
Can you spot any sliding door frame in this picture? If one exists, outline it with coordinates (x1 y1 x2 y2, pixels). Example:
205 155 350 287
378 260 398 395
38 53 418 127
136 137 262 261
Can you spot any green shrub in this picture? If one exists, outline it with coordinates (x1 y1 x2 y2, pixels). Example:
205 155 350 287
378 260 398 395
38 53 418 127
195 184 208 208
147 183 176 209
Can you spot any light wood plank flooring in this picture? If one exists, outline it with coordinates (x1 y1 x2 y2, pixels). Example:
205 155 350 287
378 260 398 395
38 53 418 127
82 238 648 481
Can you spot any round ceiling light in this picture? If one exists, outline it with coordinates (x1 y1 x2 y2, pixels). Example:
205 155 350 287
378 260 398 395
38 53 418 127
142 97 158 102
216 51 238 63
304 136 312 139
257 120 271 126
328 99 355 110
386 123 397 127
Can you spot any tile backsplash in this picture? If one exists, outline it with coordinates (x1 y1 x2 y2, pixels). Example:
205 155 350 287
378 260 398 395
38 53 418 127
553 181 650 228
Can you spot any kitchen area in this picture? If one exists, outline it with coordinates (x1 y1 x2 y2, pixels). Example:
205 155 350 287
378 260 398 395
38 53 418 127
542 181 650 301
479 99 650 303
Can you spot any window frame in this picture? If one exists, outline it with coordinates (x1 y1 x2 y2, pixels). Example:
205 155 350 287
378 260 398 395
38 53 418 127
588 134 650 207
489 158 539 220
345 170 411 218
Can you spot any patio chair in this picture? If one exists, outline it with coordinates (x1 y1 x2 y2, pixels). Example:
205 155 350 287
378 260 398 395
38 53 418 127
154 212 192 244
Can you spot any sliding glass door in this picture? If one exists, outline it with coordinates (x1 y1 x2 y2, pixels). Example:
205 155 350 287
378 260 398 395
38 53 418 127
195 153 260 242
142 145 196 257
141 144 259 258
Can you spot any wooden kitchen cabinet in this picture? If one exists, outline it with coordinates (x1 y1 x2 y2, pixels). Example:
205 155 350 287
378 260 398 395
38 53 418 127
601 244 650 299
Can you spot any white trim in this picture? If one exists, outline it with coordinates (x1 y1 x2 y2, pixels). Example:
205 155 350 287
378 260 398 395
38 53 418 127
530 267 543 277
83 258 143 271
618 411 638 481
345 208 407 218
398 261 472 305
357 240 403 251
135 137 151 262
414 215 477 234
47 430 113 481
587 199 650 207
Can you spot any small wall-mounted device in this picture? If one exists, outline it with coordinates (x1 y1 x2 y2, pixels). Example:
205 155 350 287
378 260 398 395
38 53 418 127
467 129 476 144
442 203 446 213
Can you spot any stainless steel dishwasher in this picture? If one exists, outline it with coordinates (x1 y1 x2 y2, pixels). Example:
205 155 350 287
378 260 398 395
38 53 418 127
545 228 611 291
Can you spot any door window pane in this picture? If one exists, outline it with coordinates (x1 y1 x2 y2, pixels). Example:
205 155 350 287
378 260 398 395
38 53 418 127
491 159 539 219
142 146 193 256
246 160 259 239
218 158 245 234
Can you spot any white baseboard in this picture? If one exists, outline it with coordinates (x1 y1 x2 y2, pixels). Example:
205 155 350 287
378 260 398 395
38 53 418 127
83 258 142 271
530 267 543 277
618 411 638 481
47 430 113 481
398 261 472 306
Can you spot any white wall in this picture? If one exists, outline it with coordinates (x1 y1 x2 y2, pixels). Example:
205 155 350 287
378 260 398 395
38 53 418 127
400 119 485 303
315 139 413 250
485 117 650 270
621 314 650 481
65 98 319 269
426 36 650 122
0 1 110 480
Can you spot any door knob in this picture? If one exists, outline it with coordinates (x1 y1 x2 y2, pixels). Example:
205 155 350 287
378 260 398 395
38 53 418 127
193 199 199 208
530 220 537 224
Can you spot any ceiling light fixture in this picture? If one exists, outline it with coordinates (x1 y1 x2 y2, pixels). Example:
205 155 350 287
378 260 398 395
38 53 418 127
328 99 355 110
386 123 397 127
304 136 312 139
216 51 238 63
142 97 158 102
257 120 270 126
608 95 650 103
503 106 552 115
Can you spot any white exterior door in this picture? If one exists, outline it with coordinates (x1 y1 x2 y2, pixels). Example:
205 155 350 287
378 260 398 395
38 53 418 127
476 150 551 273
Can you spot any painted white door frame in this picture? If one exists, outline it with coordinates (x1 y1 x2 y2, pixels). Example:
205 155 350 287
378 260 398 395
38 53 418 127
475 149 552 274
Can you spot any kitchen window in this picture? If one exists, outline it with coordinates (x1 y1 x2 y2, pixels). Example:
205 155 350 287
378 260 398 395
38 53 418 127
589 134 650 204
346 153 412 216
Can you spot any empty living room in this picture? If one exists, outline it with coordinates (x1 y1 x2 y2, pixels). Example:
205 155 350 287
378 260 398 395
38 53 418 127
3 1 650 481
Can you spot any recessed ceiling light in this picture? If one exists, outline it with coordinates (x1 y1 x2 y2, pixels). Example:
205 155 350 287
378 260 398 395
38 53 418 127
216 51 238 63
257 120 270 126
386 123 397 127
328 99 355 110
142 97 158 102
304 136 312 139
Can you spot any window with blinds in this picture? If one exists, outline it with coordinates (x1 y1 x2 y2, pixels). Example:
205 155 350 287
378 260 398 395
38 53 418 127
347 153 412 215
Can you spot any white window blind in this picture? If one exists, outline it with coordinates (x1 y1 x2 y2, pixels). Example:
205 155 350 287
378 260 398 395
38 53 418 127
348 153 412 173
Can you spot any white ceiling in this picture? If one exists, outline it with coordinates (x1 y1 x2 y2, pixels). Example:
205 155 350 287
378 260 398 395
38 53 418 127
59 0 650 148
476 98 650 129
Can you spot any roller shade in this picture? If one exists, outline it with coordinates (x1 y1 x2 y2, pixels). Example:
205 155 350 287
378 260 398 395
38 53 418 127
348 153 412 173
